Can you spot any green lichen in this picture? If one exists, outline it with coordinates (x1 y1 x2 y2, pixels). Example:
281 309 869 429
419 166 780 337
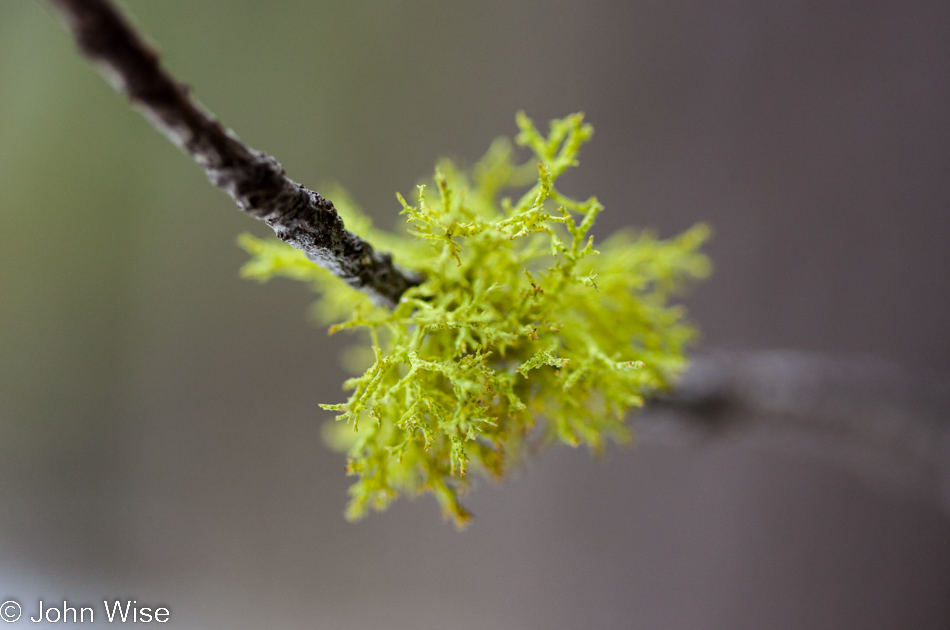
239 113 710 527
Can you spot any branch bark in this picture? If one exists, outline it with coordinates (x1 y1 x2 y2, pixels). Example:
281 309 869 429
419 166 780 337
47 0 423 308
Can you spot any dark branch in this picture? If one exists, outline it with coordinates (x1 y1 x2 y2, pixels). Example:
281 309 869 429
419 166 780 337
47 0 423 308
640 350 950 518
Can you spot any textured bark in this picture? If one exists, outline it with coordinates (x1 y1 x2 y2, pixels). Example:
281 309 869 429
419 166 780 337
47 0 423 307
641 350 950 518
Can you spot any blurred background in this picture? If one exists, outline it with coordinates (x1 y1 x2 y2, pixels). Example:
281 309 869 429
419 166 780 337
1 0 949 627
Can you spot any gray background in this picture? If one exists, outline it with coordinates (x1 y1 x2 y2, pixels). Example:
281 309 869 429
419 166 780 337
0 0 948 627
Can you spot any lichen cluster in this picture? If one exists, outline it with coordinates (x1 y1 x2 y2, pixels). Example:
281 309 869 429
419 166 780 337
239 113 710 527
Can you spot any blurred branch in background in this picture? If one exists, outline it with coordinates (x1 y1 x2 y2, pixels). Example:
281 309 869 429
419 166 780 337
644 350 950 518
43 0 950 521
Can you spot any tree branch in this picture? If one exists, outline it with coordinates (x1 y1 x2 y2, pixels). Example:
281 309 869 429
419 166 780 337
641 350 950 518
47 0 423 308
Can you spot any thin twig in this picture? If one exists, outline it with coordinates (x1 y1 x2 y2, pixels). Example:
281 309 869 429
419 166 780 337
47 0 423 307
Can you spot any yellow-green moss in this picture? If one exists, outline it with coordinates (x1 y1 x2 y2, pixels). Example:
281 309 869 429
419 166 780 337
239 113 710 527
